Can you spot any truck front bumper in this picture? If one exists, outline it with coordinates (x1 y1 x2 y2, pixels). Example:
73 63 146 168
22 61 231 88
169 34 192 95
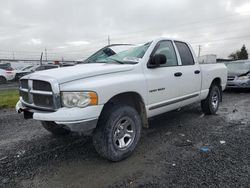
16 100 103 133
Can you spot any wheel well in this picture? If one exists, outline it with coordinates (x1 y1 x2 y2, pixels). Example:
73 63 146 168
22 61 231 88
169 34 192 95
210 77 222 101
211 77 221 87
100 92 148 128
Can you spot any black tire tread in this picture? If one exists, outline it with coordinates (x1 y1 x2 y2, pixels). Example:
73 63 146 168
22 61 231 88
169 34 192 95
201 84 221 115
93 104 141 161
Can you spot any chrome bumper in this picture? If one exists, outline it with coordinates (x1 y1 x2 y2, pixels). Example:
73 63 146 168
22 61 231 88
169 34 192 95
16 100 103 133
226 80 250 88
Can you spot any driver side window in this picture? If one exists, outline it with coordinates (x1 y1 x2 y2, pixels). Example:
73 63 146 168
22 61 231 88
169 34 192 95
153 41 178 67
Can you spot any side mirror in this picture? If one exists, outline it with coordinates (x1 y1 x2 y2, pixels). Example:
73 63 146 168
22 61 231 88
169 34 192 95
148 54 167 68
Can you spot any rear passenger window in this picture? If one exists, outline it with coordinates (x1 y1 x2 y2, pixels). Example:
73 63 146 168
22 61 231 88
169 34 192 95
153 41 178 67
175 41 195 66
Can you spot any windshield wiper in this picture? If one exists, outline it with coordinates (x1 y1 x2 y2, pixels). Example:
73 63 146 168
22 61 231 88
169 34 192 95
107 58 124 64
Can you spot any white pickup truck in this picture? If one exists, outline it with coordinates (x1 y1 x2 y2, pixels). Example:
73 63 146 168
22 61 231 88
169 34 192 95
16 38 227 161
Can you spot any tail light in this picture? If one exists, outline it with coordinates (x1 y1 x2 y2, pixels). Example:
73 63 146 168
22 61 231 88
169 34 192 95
6 71 14 74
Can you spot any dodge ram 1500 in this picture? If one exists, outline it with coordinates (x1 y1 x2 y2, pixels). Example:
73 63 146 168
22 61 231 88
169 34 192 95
16 38 227 161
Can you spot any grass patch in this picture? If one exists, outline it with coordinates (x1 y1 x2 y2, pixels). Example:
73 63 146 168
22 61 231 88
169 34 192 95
0 90 19 108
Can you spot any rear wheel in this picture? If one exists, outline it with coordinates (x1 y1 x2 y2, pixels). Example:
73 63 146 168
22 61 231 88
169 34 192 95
0 76 7 84
41 121 71 135
201 84 221 114
93 104 142 161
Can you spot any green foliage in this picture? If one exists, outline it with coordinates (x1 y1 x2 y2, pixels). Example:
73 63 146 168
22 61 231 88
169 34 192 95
0 90 19 108
228 45 248 60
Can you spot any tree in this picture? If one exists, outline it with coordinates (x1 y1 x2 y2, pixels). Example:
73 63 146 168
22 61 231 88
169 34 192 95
239 45 248 60
228 45 248 60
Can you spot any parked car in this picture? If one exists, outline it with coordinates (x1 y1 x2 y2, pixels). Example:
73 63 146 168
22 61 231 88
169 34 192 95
225 61 250 88
16 37 227 161
14 65 36 80
15 64 59 80
0 63 16 84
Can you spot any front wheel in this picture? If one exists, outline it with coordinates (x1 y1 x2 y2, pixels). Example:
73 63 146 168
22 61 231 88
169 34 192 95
201 84 221 115
93 104 142 161
41 121 71 135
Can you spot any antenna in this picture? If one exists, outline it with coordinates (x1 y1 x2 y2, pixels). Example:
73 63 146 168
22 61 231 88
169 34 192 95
108 35 111 45
40 52 43 66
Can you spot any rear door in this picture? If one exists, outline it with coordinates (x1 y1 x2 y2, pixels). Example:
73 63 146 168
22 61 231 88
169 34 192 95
174 41 201 106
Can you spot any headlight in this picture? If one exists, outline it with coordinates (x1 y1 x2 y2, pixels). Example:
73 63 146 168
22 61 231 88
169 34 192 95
237 76 250 80
61 91 98 108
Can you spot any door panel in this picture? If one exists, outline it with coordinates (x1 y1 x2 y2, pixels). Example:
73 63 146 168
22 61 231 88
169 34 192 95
174 41 201 106
144 40 181 117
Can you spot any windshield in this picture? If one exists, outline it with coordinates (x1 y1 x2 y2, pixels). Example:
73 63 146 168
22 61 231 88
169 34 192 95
84 42 151 64
22 66 34 71
103 42 152 64
226 62 250 74
0 63 12 70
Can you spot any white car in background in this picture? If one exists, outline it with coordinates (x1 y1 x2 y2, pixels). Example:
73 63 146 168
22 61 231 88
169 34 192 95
0 64 16 84
15 64 60 80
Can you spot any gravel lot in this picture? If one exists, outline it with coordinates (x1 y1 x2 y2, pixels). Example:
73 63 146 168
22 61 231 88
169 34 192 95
0 90 249 188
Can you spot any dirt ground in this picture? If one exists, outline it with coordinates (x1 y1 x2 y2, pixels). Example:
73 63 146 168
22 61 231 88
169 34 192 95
0 90 249 188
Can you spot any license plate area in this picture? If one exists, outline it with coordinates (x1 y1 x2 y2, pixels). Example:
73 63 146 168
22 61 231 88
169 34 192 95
23 110 33 119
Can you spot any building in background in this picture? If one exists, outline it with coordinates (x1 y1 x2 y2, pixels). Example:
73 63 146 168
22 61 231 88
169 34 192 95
197 54 217 64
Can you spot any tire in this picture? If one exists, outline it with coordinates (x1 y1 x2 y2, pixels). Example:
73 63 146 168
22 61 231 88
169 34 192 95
201 84 221 115
41 121 71 135
0 76 7 84
93 104 142 161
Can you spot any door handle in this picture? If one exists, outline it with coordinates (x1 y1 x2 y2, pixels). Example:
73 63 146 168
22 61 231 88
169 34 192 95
194 70 200 74
174 72 182 77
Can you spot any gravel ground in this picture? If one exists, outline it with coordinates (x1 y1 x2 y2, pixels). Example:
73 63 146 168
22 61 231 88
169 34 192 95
0 90 249 188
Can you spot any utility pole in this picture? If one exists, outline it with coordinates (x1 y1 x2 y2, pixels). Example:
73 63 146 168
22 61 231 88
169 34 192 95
45 48 48 61
108 35 111 45
198 45 202 57
12 51 15 60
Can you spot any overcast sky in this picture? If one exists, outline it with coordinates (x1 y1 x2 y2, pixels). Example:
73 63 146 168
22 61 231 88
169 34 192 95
0 0 250 60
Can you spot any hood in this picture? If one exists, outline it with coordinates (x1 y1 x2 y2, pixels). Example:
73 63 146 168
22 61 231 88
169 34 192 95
26 63 134 84
228 70 250 77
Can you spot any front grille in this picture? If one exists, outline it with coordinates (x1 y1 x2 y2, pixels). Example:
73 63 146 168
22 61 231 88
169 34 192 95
227 76 235 81
20 79 28 89
33 94 54 108
33 80 52 91
20 90 29 103
19 79 58 110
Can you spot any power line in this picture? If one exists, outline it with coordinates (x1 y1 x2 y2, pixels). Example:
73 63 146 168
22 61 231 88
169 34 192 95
1 12 250 59
191 34 250 44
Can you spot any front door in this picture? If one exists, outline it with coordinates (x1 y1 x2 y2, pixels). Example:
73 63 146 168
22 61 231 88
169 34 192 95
144 40 181 117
